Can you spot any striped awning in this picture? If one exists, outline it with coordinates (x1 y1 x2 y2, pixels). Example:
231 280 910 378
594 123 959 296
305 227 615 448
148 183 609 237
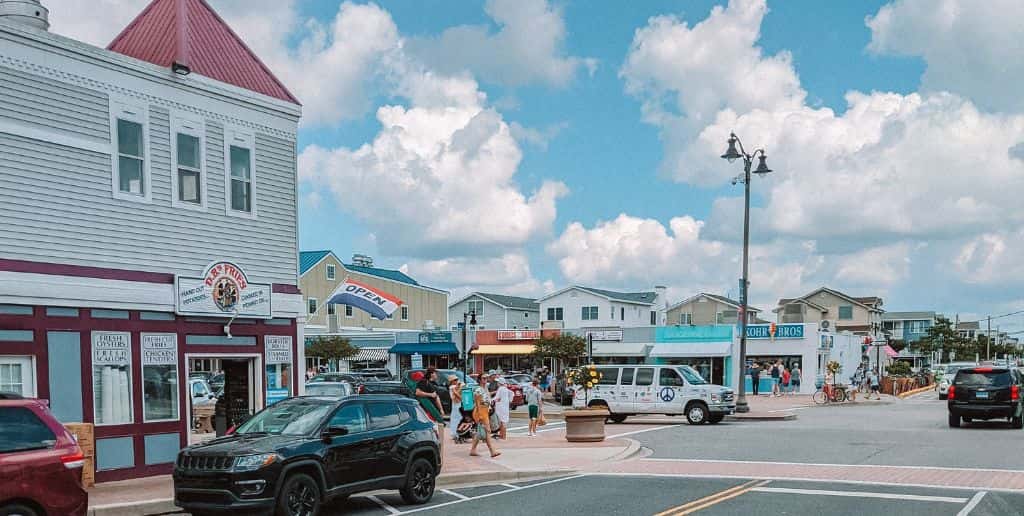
350 347 390 362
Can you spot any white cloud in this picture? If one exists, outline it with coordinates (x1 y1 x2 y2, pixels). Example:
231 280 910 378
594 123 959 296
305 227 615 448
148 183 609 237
835 243 912 288
403 253 555 298
509 121 568 150
407 0 596 87
867 0 1024 112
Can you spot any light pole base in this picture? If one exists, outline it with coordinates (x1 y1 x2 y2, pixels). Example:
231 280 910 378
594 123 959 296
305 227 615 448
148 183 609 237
735 397 750 414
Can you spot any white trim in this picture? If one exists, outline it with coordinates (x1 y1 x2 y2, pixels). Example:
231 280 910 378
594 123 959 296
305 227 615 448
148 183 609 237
401 305 409 321
91 331 134 426
0 355 37 398
536 285 654 306
223 126 257 219
109 99 152 203
666 293 762 313
169 113 207 211
307 297 318 316
345 304 353 318
748 486 966 504
326 264 336 281
0 119 109 154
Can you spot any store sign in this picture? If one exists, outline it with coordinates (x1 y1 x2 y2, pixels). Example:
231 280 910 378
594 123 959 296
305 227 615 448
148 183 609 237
411 353 423 369
746 324 804 340
587 330 623 341
141 334 177 365
418 331 453 344
265 336 293 365
92 332 131 365
175 261 272 318
497 330 540 340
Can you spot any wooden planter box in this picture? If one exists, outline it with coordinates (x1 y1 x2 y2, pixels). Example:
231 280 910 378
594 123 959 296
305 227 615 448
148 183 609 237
564 408 609 442
64 422 95 488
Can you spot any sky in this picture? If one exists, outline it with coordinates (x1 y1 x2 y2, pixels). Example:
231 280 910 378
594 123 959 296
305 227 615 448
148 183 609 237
48 0 1024 332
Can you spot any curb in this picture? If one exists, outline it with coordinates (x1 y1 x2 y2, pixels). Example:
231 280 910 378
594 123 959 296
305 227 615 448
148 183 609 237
897 384 936 399
603 438 643 462
725 412 797 421
437 468 576 488
89 499 176 516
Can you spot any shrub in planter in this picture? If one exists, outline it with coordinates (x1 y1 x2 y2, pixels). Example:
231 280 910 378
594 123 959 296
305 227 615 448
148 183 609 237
563 364 608 442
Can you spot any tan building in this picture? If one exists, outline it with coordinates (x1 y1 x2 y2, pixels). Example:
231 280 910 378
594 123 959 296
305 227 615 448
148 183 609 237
665 293 763 325
299 251 449 333
774 287 884 336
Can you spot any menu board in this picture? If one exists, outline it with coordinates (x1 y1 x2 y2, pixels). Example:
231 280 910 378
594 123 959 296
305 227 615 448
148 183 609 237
92 332 131 366
265 336 292 365
141 334 177 365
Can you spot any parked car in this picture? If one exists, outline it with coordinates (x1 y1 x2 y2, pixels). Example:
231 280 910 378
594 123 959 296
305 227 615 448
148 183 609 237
309 373 371 386
361 381 413 397
948 366 1024 428
402 369 477 415
173 395 441 515
355 368 394 381
574 365 735 425
508 373 534 385
0 396 88 516
304 381 355 398
189 378 217 408
504 379 526 409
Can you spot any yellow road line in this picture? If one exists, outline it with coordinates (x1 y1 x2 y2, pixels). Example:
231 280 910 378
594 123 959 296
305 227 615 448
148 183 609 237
654 479 767 516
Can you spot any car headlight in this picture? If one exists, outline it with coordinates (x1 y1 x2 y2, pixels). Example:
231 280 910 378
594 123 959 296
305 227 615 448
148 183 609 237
710 393 721 402
233 454 279 472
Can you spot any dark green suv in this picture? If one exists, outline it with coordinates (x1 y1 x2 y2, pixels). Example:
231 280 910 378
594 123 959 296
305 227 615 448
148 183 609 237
173 395 441 515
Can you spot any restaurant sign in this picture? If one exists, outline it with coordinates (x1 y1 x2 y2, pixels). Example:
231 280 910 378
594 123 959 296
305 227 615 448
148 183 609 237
497 330 540 340
265 336 293 364
586 330 623 342
746 324 804 340
176 261 272 318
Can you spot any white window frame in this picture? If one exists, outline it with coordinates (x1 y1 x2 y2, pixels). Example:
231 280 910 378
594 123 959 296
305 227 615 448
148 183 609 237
401 306 409 321
582 306 598 321
110 101 151 203
680 313 692 325
308 297 317 315
223 127 257 219
140 333 180 423
170 115 206 210
326 264 336 281
467 300 484 317
327 304 336 316
0 356 36 398
345 305 354 318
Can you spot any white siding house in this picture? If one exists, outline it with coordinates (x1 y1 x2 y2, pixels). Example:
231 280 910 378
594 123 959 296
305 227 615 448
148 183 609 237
537 286 667 329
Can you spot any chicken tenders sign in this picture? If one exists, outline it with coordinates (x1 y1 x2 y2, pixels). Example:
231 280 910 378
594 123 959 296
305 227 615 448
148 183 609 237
175 261 272 318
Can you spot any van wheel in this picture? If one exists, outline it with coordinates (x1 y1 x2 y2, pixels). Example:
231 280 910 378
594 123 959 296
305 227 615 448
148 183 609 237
608 414 627 424
948 413 960 428
400 457 436 505
276 473 320 516
686 403 709 425
0 503 39 516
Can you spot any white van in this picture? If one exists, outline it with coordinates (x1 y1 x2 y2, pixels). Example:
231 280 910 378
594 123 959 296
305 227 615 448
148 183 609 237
572 365 735 425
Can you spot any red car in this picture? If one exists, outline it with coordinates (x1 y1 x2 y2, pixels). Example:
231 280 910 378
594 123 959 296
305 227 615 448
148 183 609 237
505 379 526 409
0 395 88 516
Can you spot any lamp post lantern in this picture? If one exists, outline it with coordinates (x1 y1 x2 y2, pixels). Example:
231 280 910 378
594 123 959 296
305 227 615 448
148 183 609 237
721 132 772 414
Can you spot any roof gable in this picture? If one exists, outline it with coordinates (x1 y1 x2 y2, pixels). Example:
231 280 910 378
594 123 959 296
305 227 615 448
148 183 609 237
108 0 298 104
299 250 334 275
668 293 763 313
475 293 539 310
783 287 883 313
538 285 656 305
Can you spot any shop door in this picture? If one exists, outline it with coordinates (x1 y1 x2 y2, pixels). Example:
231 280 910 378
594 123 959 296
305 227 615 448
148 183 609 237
0 357 34 397
633 367 657 413
221 359 254 428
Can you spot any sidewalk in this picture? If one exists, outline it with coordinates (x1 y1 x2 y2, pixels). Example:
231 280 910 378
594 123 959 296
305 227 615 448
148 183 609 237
87 423 636 515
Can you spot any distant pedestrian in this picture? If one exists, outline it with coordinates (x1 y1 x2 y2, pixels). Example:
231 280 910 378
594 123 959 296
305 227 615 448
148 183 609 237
469 374 500 458
869 368 881 400
494 378 511 439
782 366 791 395
415 368 445 418
749 363 761 396
771 360 782 396
526 379 543 436
791 363 801 395
448 376 463 442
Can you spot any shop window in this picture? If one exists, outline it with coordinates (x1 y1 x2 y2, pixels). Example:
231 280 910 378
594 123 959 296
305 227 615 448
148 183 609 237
92 332 133 425
308 298 317 315
838 306 853 320
582 306 598 321
345 305 353 317
265 336 294 405
401 306 409 321
141 334 178 422
467 300 484 317
326 264 336 281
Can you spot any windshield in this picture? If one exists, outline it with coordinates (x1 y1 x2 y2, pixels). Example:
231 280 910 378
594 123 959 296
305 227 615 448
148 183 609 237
305 384 351 397
955 370 1013 388
234 400 332 436
677 366 708 385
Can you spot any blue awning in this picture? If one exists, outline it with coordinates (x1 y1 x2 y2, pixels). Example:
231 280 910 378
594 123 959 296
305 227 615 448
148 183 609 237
389 342 459 355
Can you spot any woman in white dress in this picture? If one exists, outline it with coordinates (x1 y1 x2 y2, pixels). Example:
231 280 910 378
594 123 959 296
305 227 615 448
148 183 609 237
447 376 463 442
494 378 512 439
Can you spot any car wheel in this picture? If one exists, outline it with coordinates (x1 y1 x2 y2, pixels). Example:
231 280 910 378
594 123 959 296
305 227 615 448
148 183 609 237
708 414 724 425
686 403 709 425
276 473 321 516
938 394 947 400
1012 414 1023 429
608 414 627 424
400 457 437 505
0 503 39 516
948 413 961 428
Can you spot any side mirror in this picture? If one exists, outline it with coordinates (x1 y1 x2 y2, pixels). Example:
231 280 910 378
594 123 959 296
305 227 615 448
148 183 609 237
321 426 348 442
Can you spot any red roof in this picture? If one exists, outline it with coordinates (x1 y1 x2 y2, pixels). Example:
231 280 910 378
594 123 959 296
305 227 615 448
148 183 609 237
107 0 299 104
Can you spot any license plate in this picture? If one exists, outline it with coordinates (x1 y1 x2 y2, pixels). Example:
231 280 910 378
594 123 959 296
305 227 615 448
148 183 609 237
976 391 989 399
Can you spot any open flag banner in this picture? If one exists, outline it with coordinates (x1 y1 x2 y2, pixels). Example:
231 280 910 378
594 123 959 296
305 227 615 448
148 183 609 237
325 278 403 320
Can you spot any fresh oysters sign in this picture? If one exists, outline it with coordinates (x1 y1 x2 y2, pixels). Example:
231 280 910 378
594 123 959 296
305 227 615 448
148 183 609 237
176 261 272 318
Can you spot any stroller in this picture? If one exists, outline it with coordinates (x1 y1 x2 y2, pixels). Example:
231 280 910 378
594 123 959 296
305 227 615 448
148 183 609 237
454 409 475 443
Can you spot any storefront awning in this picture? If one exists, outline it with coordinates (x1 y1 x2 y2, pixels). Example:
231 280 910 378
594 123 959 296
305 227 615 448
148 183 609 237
350 347 390 362
389 342 459 355
884 345 899 358
472 344 535 355
648 341 731 358
592 342 652 357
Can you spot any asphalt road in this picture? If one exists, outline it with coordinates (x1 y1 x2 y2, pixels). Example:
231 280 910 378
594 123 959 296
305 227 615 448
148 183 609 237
628 392 1024 469
332 475 1024 516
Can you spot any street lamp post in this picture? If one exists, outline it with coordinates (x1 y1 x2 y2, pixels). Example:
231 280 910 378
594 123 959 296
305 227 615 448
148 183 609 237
461 310 477 379
721 132 773 414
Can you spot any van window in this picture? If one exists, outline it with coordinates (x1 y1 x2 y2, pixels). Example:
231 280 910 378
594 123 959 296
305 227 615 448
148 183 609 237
659 368 684 387
636 368 654 386
620 368 635 385
597 368 618 385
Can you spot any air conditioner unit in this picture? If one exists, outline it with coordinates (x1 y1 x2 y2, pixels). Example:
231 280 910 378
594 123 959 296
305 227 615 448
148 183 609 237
819 320 831 332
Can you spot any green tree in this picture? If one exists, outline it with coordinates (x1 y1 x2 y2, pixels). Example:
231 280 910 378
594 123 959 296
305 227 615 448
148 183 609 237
307 336 359 369
532 334 588 366
915 316 963 361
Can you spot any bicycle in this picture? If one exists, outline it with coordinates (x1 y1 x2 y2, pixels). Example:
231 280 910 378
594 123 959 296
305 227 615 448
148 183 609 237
812 383 848 404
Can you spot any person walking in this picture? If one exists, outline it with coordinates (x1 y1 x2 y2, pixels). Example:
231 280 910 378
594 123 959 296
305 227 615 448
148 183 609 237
771 360 782 397
781 366 791 395
447 376 463 442
790 363 801 395
749 362 761 396
869 368 882 400
494 378 512 439
469 374 500 458
526 378 543 436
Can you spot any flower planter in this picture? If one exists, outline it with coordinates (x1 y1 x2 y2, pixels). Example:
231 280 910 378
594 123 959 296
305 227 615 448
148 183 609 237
564 408 609 442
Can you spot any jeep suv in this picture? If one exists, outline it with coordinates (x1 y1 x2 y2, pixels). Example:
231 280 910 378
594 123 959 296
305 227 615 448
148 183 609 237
173 395 441 515
947 367 1024 428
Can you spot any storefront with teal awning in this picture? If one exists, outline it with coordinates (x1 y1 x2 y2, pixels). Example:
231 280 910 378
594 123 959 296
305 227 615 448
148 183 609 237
650 325 733 386
391 331 460 370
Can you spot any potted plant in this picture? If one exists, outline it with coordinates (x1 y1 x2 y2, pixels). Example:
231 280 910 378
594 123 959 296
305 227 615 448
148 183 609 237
563 364 609 442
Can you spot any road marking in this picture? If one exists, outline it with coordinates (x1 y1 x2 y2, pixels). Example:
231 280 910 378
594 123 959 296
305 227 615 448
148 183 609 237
607 425 677 439
666 479 771 515
367 494 401 515
585 473 1024 495
640 458 1024 475
749 486 967 503
957 491 987 516
654 479 764 516
440 489 470 500
393 475 585 515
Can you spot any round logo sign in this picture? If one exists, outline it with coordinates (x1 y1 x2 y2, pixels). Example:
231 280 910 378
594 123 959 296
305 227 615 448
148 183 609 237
212 277 239 311
659 387 676 402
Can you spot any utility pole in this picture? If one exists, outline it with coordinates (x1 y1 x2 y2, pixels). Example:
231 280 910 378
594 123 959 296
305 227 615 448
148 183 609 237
987 316 992 361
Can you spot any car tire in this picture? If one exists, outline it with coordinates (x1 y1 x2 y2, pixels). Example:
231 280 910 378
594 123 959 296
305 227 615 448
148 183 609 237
948 413 961 428
686 403 709 425
275 473 321 516
938 394 947 400
608 414 627 424
708 414 724 425
0 503 39 516
1012 414 1023 429
400 457 437 505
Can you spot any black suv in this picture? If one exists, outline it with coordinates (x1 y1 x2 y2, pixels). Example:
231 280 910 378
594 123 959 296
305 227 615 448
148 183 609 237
947 367 1024 428
174 395 441 515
